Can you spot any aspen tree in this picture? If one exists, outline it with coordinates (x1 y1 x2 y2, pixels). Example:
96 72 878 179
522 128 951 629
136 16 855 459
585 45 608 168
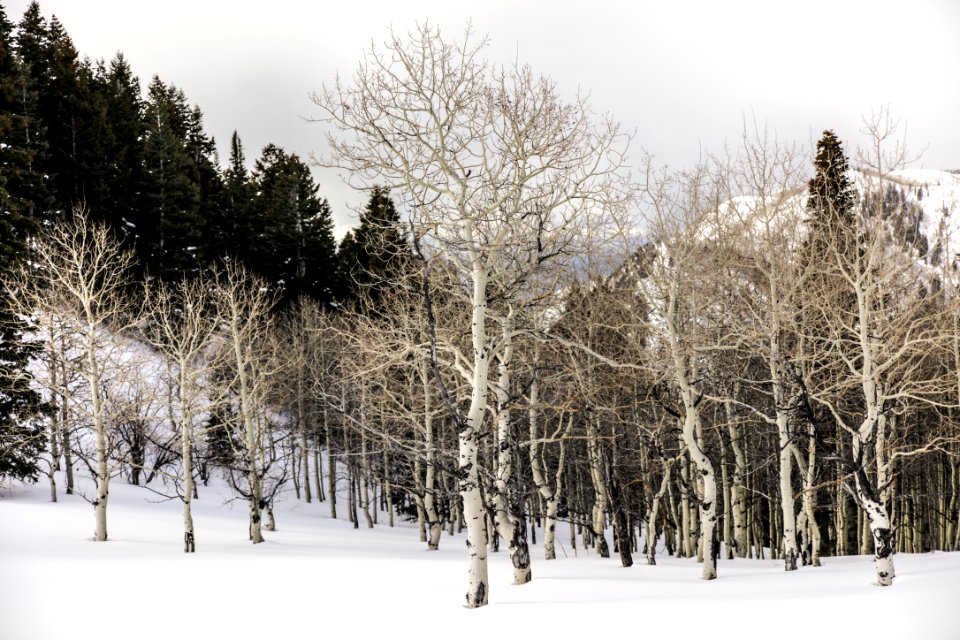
7 211 137 541
311 23 628 607
144 276 220 552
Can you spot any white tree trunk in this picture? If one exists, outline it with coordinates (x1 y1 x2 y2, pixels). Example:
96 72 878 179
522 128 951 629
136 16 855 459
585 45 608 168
182 386 196 552
419 359 442 550
665 282 717 579
853 430 895 586
88 339 109 542
462 258 490 608
646 459 674 565
528 372 560 560
491 319 532 584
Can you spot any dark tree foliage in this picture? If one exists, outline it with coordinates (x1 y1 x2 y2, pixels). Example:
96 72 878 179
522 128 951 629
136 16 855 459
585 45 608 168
139 76 204 280
11 1 53 226
207 130 253 265
86 54 146 243
337 185 408 307
806 130 855 238
249 144 337 306
0 4 45 481
800 130 860 468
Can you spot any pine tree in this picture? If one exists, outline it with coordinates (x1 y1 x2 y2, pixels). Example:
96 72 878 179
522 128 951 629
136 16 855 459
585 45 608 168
338 185 407 306
185 104 223 266
12 1 53 227
208 130 254 265
74 53 145 246
0 5 45 481
139 76 202 280
806 130 855 239
249 144 337 305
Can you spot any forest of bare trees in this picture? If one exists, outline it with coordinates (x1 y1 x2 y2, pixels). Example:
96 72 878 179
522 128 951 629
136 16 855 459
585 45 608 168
3 23 960 611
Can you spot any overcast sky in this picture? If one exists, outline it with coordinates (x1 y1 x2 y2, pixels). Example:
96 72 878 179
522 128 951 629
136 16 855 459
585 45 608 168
8 0 960 235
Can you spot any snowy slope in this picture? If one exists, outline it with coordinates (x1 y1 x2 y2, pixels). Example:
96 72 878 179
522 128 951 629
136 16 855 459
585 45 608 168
2 472 959 640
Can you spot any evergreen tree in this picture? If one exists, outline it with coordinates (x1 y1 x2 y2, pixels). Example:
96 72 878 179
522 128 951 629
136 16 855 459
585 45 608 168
185 104 223 265
806 129 855 239
41 15 85 214
208 130 254 264
68 53 147 247
12 1 53 226
337 185 407 306
139 76 202 280
0 4 45 481
249 144 337 305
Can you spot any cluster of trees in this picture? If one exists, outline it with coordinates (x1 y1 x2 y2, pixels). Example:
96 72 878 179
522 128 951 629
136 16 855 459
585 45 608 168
0 0 370 486
3 12 959 611
0 2 340 298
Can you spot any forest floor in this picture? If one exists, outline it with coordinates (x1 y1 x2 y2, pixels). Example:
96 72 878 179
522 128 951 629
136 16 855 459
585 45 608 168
2 471 958 640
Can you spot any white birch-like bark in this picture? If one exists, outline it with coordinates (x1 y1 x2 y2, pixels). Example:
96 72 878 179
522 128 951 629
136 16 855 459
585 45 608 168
461 255 491 608
88 339 109 542
491 315 532 584
587 416 611 558
418 358 443 550
665 279 718 580
527 367 566 561
183 413 195 552
771 339 799 571
725 398 748 558
646 457 675 565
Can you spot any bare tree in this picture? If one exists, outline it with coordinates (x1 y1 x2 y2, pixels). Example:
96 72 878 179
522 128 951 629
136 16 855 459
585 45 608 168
209 263 285 544
311 23 629 606
635 157 735 580
804 111 958 585
143 276 221 552
7 210 138 541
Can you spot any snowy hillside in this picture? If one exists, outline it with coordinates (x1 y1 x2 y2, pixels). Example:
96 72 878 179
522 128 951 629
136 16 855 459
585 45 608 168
2 471 959 640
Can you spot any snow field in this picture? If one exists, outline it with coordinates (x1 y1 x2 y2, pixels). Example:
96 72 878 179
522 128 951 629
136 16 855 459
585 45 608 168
2 471 959 640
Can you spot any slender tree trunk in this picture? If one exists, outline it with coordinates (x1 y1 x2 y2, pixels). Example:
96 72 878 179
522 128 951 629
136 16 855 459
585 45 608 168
87 338 109 542
460 257 491 608
313 435 324 502
647 457 674 565
528 367 561 560
719 428 733 560
361 428 374 529
384 450 394 527
606 450 633 568
300 402 312 504
665 281 717 579
419 358 442 550
853 428 895 585
491 318 532 584
947 456 958 551
325 406 336 519
772 370 799 570
586 417 610 558
182 370 196 553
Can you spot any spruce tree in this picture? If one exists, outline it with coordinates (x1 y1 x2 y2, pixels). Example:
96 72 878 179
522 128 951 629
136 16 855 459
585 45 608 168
806 130 855 239
0 5 45 481
249 144 337 305
68 53 146 245
140 76 202 280
208 130 254 265
12 1 53 227
338 185 407 307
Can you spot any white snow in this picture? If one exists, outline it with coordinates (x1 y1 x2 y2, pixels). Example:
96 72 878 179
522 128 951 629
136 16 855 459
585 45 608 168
2 470 959 640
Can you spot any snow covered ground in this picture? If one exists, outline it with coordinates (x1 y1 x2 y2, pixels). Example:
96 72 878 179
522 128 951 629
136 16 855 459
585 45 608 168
2 472 959 640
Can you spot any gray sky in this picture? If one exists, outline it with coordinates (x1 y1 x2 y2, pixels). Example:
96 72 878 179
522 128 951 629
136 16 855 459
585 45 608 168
9 0 960 236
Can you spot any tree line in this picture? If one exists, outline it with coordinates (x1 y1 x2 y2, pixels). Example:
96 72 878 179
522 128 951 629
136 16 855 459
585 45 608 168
1 12 959 610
